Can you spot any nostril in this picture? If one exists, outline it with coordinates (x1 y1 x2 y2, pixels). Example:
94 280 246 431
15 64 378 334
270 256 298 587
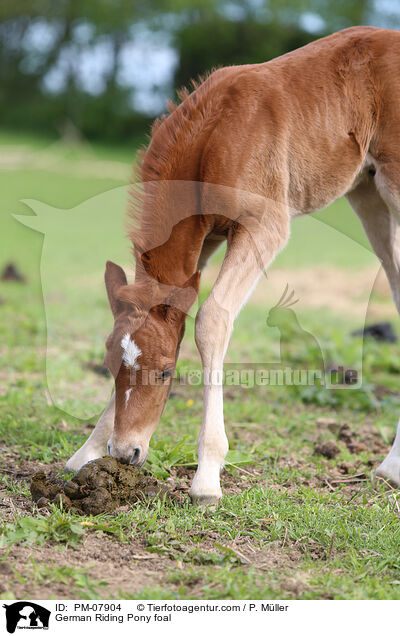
107 441 111 455
129 447 141 466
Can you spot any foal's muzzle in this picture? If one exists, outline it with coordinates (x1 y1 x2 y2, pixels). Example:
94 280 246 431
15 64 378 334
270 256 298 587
107 439 147 467
128 447 141 466
119 446 146 466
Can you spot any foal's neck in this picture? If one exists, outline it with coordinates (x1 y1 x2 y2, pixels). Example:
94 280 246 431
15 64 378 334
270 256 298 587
134 120 214 289
135 215 207 288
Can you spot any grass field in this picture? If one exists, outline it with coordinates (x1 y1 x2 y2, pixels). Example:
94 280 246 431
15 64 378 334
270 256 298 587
1 130 400 600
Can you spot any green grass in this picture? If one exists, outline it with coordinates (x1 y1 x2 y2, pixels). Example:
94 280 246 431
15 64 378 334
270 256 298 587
1 130 400 600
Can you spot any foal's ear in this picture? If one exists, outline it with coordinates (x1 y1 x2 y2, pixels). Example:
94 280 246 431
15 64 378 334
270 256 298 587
104 260 128 317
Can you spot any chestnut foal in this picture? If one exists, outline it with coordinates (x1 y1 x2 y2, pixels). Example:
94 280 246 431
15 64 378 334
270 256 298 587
67 26 400 503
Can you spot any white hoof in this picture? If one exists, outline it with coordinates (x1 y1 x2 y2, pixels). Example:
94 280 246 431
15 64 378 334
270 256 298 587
189 464 223 505
65 445 105 473
190 493 221 506
376 457 400 487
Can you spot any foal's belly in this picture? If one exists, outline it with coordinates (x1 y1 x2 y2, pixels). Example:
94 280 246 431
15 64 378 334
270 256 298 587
288 151 367 216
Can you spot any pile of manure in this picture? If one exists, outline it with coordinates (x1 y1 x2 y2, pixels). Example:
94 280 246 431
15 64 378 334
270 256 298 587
30 457 172 515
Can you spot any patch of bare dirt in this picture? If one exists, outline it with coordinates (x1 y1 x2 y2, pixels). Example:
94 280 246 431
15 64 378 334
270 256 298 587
203 264 397 319
1 454 64 522
168 464 268 498
310 416 393 495
2 534 168 599
1 533 314 600
229 421 264 447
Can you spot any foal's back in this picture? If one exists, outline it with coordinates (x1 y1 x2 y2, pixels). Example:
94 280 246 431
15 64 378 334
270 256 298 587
195 27 400 214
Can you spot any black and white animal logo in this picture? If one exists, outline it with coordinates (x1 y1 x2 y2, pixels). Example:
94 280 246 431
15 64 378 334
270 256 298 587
3 602 50 633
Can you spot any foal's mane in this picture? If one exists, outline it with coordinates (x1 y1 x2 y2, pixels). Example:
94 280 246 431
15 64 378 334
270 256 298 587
128 69 231 257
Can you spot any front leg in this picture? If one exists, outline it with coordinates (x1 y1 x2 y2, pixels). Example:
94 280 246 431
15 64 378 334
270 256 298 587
190 215 289 504
189 351 229 504
66 392 115 472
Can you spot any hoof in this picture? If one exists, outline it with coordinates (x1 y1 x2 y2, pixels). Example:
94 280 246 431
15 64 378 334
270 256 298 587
189 493 222 507
65 447 103 473
375 458 400 488
65 458 82 474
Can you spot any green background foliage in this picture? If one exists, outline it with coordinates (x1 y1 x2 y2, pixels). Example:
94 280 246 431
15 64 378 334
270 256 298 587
0 0 397 141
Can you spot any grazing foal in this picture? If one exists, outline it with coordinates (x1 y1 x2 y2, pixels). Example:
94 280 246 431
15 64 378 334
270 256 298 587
67 26 400 503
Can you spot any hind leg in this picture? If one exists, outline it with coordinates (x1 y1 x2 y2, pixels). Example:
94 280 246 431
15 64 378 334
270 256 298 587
347 165 400 485
65 392 115 472
347 169 400 311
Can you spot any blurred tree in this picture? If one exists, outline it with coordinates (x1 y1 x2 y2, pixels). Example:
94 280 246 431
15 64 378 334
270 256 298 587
173 16 318 90
172 0 378 91
0 0 397 141
267 0 373 31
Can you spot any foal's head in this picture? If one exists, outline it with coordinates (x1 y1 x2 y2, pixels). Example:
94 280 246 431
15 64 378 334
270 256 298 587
103 260 200 466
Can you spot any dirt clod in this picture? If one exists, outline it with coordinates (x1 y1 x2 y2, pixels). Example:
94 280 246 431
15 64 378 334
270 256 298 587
338 424 353 445
0 562 13 576
1 262 25 282
338 461 354 474
36 497 50 508
338 424 368 454
53 492 72 509
30 471 65 501
315 417 341 435
351 321 397 343
30 457 172 515
314 440 339 459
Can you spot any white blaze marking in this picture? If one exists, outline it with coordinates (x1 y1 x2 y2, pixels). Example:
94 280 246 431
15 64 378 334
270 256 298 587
121 333 142 369
125 388 133 409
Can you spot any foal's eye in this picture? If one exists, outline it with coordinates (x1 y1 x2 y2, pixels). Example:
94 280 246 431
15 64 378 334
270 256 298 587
160 368 172 380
